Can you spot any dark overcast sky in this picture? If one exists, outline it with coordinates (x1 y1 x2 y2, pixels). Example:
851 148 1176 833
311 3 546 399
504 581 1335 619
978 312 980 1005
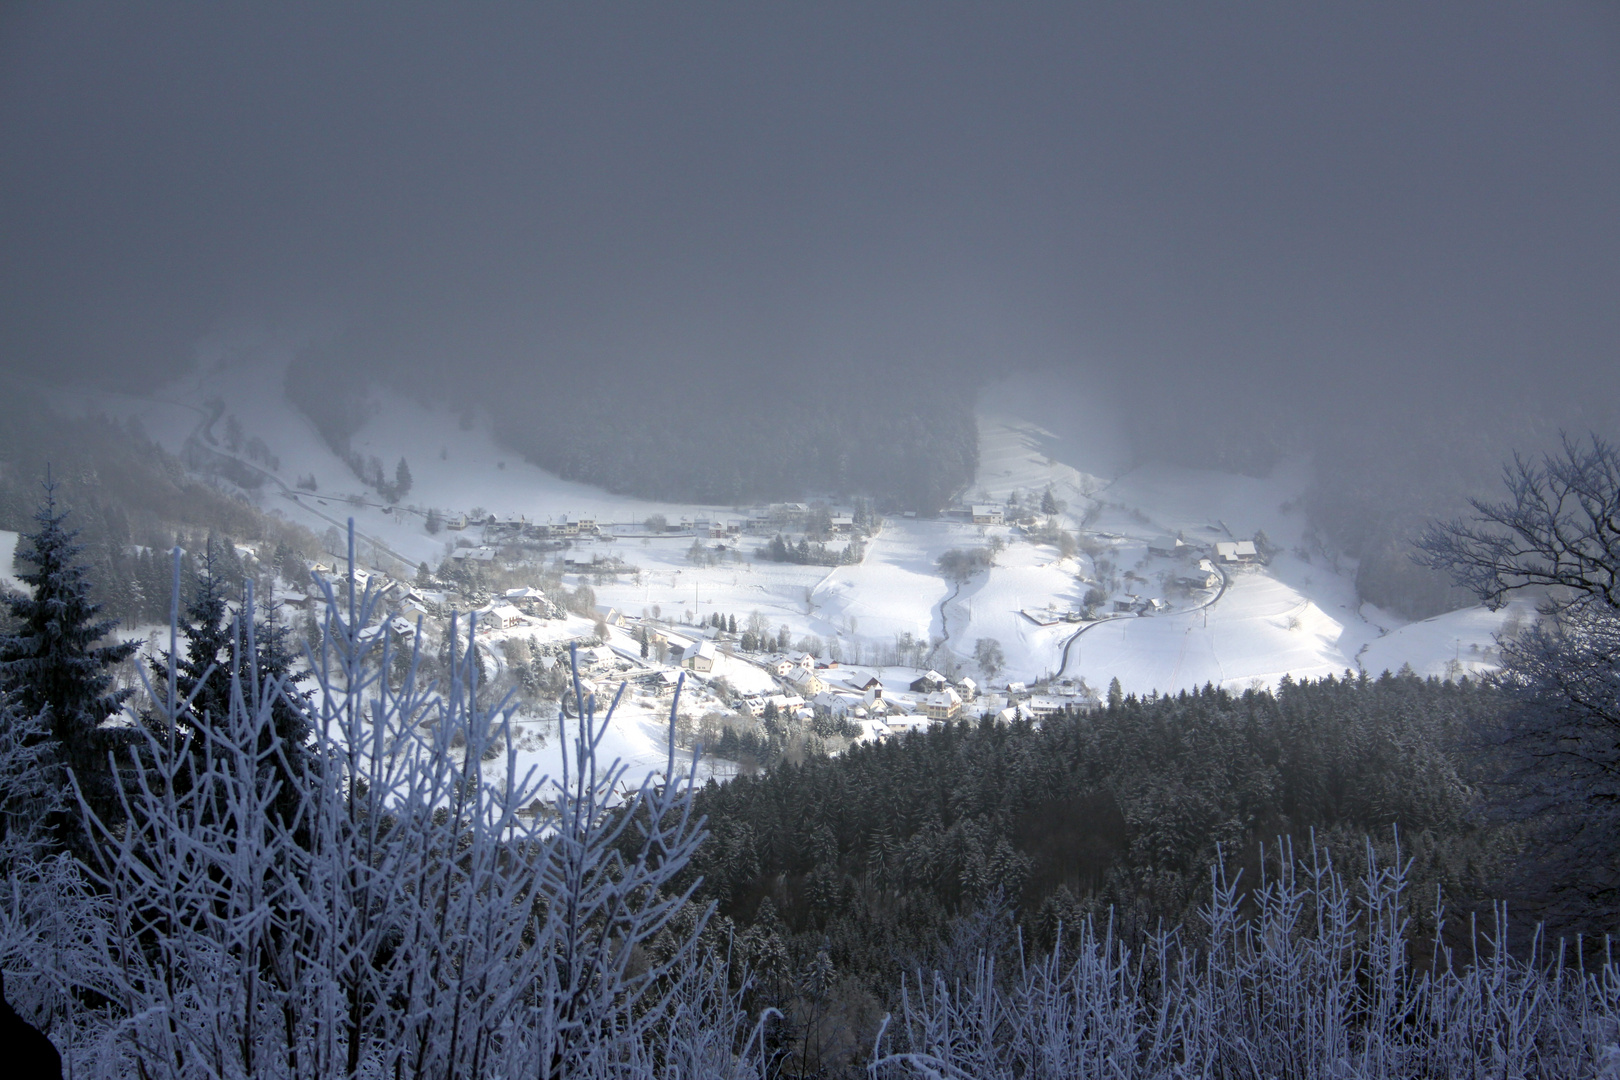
2 2 1617 415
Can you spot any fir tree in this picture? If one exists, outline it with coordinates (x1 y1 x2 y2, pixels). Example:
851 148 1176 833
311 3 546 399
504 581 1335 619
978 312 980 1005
0 478 138 849
149 548 235 738
394 456 413 501
148 547 313 832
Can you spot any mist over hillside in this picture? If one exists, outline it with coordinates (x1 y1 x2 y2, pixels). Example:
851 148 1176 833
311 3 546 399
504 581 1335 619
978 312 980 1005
3 4 1617 612
284 338 979 511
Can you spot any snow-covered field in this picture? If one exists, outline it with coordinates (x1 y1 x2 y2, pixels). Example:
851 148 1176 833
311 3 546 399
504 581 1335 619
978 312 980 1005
36 344 1533 723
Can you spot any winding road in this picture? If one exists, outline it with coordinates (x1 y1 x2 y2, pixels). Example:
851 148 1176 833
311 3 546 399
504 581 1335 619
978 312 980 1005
1054 562 1230 680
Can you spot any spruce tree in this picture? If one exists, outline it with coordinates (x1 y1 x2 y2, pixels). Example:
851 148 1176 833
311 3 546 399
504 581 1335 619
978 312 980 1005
148 546 235 742
149 549 314 825
0 478 138 848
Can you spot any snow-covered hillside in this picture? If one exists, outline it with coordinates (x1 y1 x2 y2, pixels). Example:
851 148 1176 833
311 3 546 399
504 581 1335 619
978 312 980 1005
48 343 1525 707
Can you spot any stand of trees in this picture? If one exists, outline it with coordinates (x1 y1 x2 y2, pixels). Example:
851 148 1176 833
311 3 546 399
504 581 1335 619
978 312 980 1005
759 533 864 566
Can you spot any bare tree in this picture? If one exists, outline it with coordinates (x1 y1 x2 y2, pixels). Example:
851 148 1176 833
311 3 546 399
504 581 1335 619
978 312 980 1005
1418 433 1620 931
973 638 1005 680
1416 434 1620 613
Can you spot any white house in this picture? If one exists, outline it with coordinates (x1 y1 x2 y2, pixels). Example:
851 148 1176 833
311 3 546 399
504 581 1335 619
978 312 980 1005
924 687 963 720
787 664 823 695
971 504 1004 525
682 639 718 673
483 604 526 629
812 691 854 719
1027 695 1067 719
1214 540 1259 564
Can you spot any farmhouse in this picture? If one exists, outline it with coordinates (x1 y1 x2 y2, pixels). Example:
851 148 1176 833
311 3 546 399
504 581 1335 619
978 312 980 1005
1214 540 1259 564
1147 535 1185 558
909 670 947 693
971 504 1004 526
1177 558 1221 589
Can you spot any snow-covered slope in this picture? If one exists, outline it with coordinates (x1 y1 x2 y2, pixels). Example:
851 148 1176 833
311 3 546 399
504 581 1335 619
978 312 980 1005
48 342 1525 697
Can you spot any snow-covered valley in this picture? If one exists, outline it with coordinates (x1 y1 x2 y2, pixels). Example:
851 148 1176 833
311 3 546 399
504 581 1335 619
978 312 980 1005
28 348 1528 787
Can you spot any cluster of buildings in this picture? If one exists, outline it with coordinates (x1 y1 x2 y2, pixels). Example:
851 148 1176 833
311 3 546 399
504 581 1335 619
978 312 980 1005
445 512 599 540
728 658 1098 742
285 562 562 649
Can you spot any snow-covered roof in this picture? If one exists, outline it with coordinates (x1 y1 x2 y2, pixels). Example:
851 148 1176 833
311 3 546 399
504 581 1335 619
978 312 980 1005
505 586 547 600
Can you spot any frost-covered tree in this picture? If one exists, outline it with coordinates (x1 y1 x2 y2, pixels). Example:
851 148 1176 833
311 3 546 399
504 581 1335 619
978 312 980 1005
0 478 138 850
1418 433 1620 931
45 524 768 1078
973 638 1004 680
392 456 412 501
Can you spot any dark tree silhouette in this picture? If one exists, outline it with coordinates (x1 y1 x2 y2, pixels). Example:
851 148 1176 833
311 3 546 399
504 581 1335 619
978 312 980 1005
1418 434 1620 932
0 479 137 850
0 971 60 1079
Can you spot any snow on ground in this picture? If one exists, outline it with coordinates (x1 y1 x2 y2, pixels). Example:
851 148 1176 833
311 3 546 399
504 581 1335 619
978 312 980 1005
944 538 1084 682
1064 569 1350 696
0 530 24 595
1357 600 1533 681
812 521 962 645
45 343 1539 699
56 342 741 573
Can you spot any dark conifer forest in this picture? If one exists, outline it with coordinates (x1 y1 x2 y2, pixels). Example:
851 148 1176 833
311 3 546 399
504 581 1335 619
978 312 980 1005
681 675 1510 1061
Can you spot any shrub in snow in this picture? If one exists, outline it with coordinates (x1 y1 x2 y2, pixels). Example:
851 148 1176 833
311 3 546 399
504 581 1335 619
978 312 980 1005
29 531 765 1078
872 837 1620 1079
